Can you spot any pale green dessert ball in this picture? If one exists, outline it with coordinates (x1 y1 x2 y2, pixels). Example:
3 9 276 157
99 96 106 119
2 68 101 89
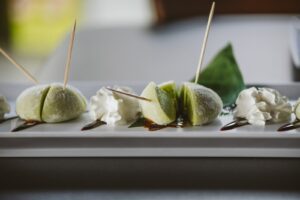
42 84 87 123
179 82 223 126
16 84 87 123
16 85 50 122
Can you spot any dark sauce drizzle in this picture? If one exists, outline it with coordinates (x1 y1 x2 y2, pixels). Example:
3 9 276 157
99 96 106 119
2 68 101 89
220 119 249 131
81 118 185 132
0 116 18 124
81 120 107 131
144 118 186 131
219 104 250 131
278 120 300 132
11 120 43 132
128 117 186 131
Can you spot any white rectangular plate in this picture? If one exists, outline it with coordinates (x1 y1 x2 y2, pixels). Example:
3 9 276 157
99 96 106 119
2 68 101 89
0 82 300 158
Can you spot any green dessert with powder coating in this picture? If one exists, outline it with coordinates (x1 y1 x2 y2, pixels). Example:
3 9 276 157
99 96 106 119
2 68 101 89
179 82 223 126
16 83 87 123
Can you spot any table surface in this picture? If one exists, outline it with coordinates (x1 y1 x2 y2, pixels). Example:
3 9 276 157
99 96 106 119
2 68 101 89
0 190 299 200
0 157 299 199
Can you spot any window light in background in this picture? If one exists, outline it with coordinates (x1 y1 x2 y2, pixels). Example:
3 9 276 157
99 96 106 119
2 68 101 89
9 0 82 57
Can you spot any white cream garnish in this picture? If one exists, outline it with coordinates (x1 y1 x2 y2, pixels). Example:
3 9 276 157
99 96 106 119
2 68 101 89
0 94 10 120
89 86 141 126
234 87 292 126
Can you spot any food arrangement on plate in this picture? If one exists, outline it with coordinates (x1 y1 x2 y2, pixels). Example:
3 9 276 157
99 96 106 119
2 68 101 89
0 2 300 133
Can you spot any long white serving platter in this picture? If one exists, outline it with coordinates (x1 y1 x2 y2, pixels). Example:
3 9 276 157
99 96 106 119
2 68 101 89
0 81 300 158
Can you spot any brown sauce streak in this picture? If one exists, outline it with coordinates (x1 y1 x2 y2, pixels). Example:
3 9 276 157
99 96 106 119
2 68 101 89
220 120 249 131
81 120 107 131
144 119 186 131
11 120 42 132
278 121 300 132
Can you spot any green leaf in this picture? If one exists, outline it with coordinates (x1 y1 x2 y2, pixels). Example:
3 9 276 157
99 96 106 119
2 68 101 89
128 117 146 128
192 43 245 106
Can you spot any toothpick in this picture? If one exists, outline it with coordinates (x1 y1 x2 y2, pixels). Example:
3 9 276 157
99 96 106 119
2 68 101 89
0 47 38 84
63 20 77 89
195 2 215 83
106 87 152 102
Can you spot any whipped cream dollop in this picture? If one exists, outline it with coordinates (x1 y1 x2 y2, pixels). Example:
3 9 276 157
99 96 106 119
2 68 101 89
234 87 292 126
0 94 10 120
89 86 141 126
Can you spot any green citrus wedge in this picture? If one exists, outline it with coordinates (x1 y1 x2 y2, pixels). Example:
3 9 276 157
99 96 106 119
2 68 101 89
140 82 176 125
180 82 223 126
159 81 176 96
159 81 178 109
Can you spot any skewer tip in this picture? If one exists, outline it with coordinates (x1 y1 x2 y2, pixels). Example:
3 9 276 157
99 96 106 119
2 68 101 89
194 1 216 84
0 47 39 85
63 20 77 89
106 87 152 102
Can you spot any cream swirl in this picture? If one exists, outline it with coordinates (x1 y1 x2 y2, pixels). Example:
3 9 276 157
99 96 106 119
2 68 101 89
234 87 292 126
89 86 141 126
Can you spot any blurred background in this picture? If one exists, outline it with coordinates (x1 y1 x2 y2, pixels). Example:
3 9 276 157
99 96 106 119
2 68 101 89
1 0 300 83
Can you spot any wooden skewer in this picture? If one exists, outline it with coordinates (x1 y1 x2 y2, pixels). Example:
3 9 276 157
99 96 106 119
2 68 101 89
0 47 38 84
194 1 215 84
106 87 152 102
63 20 77 89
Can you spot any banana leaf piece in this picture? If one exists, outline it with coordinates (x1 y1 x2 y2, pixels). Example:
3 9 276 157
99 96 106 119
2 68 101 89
192 43 245 106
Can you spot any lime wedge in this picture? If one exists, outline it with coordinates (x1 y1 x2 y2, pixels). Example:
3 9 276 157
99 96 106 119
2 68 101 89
159 81 177 96
159 81 178 108
180 82 223 125
140 82 176 125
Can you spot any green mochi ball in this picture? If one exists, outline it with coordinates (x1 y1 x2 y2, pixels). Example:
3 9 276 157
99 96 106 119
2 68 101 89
16 83 87 123
179 82 223 126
